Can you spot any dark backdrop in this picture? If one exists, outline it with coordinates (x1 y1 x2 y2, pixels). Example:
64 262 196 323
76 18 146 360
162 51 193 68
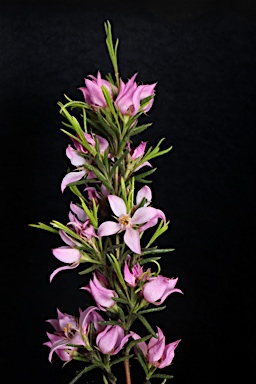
1 1 255 383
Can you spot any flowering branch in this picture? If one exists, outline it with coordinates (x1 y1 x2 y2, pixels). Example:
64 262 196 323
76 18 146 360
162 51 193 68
30 20 183 384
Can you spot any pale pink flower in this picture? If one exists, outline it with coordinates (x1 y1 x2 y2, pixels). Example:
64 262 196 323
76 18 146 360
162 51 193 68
81 272 118 311
98 194 165 254
142 275 183 305
44 309 85 362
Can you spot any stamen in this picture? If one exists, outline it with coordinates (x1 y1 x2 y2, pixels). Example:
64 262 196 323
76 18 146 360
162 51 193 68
119 215 130 226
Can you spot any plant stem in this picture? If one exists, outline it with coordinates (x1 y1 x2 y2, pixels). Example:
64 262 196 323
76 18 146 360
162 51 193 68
124 358 131 384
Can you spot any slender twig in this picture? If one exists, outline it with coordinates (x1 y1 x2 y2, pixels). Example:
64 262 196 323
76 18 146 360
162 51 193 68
124 358 131 384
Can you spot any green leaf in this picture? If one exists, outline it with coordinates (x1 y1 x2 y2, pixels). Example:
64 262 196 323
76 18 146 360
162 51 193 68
138 306 166 315
79 197 98 228
68 365 98 384
28 222 59 234
134 167 157 180
137 314 157 338
135 346 148 375
84 163 115 194
109 354 134 367
107 254 128 292
151 374 174 380
110 149 129 177
129 123 152 137
79 265 98 275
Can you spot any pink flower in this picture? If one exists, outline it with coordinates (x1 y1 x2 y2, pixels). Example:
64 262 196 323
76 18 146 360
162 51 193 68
142 275 183 305
96 324 131 355
79 71 118 108
115 73 156 116
81 272 118 311
50 230 82 282
123 256 150 287
98 194 165 254
44 309 85 362
61 132 108 192
79 306 105 335
127 141 152 171
130 327 181 368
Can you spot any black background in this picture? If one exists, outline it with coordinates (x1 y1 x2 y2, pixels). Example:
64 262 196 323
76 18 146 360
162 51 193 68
1 1 255 383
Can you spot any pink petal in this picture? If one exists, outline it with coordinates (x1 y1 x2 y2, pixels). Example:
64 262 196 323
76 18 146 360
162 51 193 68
124 227 141 254
131 141 147 160
52 246 81 263
98 221 121 237
61 170 85 193
70 201 88 222
158 339 181 368
124 260 136 287
136 185 152 206
108 195 127 217
131 207 159 225
85 79 107 107
50 264 78 282
66 144 86 166
59 230 80 247
135 161 153 172
130 331 148 356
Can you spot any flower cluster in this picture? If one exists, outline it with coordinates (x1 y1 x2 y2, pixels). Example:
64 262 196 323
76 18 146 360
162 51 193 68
31 21 183 384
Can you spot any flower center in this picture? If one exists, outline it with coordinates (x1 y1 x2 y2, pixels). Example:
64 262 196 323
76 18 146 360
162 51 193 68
63 323 76 338
119 215 130 227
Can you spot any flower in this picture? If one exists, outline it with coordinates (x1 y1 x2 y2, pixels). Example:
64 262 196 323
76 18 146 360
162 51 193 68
61 132 108 192
81 272 118 311
142 275 183 305
79 306 105 335
131 327 181 368
115 73 156 116
127 141 152 171
123 256 150 287
79 70 118 108
44 309 85 362
97 194 165 254
96 324 131 355
50 202 97 282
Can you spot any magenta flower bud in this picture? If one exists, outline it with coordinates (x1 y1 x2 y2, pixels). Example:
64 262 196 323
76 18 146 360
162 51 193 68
142 275 183 305
81 273 118 311
96 324 131 355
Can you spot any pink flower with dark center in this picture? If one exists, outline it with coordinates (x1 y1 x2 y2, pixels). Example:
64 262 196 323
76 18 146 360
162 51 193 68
44 309 85 362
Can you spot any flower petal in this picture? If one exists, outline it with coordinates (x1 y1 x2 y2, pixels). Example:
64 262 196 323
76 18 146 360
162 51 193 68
124 227 141 254
50 264 78 282
108 195 127 217
131 207 159 225
61 170 85 193
52 246 81 263
98 221 121 237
